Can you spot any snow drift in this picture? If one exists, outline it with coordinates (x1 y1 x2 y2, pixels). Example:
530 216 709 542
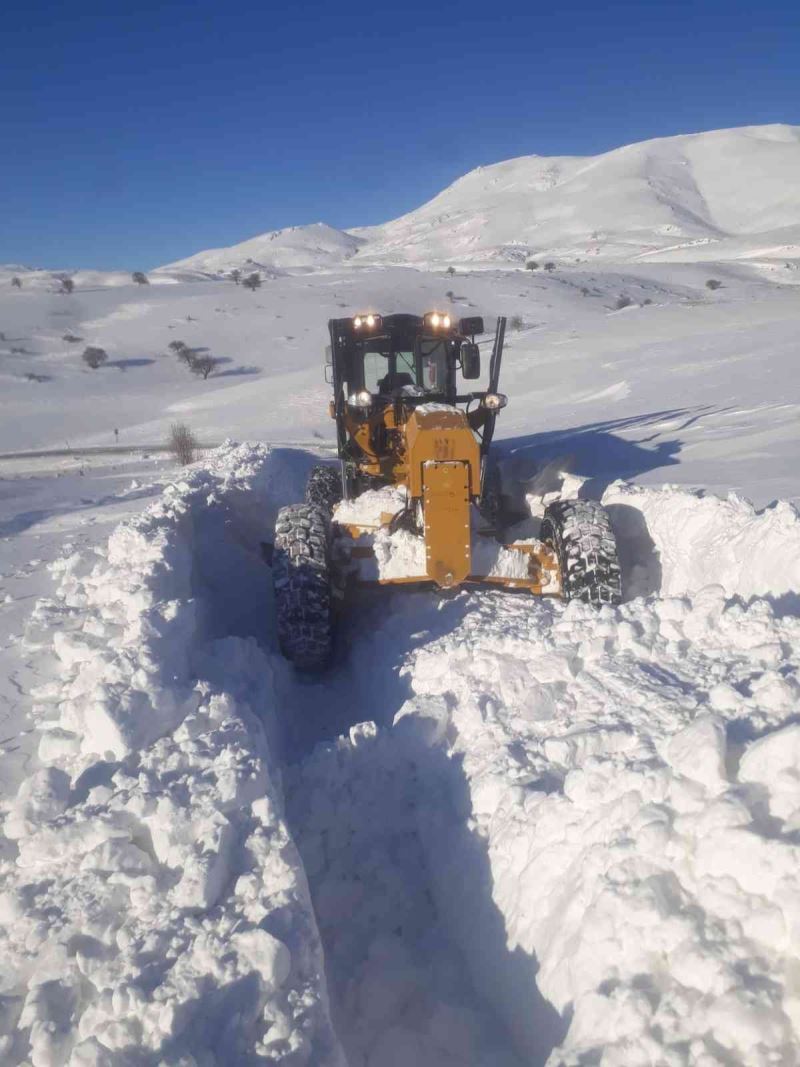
0 444 343 1066
4 443 800 1065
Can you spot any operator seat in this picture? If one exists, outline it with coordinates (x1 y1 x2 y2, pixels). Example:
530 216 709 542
377 372 414 394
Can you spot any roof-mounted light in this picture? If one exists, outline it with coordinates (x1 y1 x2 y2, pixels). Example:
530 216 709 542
424 311 452 330
353 313 382 330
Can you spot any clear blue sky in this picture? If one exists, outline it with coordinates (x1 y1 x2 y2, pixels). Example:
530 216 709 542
2 0 798 270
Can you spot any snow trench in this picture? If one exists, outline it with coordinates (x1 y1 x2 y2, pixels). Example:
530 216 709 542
3 444 800 1065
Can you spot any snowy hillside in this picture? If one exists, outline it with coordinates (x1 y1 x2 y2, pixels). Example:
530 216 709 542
354 124 800 266
163 125 800 273
161 222 364 276
3 122 800 1065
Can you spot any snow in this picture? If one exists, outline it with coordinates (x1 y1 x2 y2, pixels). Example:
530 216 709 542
0 444 342 1066
3 123 800 1064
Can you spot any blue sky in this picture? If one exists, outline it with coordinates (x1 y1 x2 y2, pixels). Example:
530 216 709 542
2 0 798 269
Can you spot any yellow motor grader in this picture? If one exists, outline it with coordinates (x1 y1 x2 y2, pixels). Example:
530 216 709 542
272 311 621 669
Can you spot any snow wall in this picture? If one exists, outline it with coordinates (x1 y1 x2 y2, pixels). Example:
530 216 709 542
1 444 344 1066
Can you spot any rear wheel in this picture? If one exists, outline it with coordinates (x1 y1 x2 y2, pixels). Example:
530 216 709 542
305 464 342 514
541 499 621 606
273 503 334 671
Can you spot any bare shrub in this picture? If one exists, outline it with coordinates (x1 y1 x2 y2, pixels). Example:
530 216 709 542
242 272 261 291
643 298 653 305
526 260 539 271
82 346 108 369
446 266 456 276
168 422 197 465
615 295 634 310
230 269 241 285
11 276 22 289
169 340 194 365
132 271 149 285
446 290 455 303
544 262 556 273
190 355 217 379
706 279 722 290
60 277 75 294
509 315 524 330
62 333 83 343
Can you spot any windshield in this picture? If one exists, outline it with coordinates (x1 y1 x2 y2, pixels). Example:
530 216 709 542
358 337 450 397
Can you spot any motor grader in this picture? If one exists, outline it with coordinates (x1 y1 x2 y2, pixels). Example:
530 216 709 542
272 311 621 670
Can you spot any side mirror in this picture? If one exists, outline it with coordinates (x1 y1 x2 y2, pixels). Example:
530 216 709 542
461 342 481 379
325 345 333 365
459 316 484 336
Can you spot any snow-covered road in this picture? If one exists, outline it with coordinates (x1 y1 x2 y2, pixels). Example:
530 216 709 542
2 443 800 1065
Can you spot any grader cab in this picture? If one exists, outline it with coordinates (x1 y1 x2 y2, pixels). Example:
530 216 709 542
272 311 621 670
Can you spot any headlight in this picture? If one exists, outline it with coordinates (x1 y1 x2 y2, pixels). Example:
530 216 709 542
483 392 508 410
348 390 373 409
353 313 381 330
424 311 452 330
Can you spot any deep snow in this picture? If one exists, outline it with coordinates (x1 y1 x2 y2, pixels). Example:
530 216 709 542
3 123 800 1065
3 439 800 1064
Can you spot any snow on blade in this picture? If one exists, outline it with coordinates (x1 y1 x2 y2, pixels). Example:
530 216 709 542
0 444 343 1066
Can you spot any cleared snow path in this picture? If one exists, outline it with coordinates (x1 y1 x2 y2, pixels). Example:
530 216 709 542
278 607 534 1066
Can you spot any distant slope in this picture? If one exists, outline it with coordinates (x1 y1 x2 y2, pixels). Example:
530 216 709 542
160 222 364 276
158 125 800 273
352 124 800 266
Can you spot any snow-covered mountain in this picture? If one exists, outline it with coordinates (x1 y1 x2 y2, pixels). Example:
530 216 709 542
160 124 800 273
161 221 364 275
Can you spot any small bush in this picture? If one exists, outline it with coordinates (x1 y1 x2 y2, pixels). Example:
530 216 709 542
643 298 653 306
706 279 722 290
525 260 539 271
132 271 149 285
11 276 22 289
615 295 634 310
60 278 75 294
62 333 83 343
82 346 108 369
168 422 197 466
544 262 556 273
242 272 261 291
581 287 590 297
446 266 456 276
509 315 524 330
190 355 217 379
446 289 455 303
230 269 241 285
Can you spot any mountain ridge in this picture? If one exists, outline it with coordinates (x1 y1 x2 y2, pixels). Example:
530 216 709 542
160 124 800 274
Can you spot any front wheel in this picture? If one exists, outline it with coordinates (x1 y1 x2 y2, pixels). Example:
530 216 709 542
541 499 622 606
305 463 342 514
273 503 334 671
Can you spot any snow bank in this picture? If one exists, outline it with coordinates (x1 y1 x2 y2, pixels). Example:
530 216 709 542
604 481 800 601
394 586 800 1065
0 444 342 1066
